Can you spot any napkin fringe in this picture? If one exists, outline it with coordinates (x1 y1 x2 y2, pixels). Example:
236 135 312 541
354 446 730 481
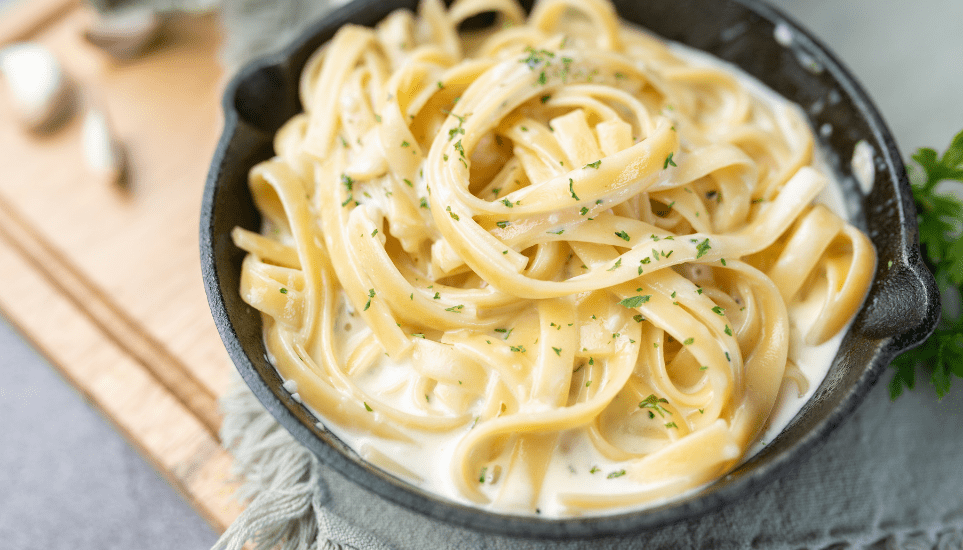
211 375 392 550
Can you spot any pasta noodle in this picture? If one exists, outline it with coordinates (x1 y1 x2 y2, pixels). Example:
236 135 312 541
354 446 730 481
232 0 876 516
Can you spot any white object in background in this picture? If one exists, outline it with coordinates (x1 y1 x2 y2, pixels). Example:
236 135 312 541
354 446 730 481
84 8 165 60
0 42 74 132
81 108 127 187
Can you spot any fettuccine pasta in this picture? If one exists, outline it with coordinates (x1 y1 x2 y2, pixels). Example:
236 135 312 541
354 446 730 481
233 0 876 516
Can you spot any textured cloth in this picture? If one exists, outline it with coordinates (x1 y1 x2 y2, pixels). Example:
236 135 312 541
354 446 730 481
201 1 963 548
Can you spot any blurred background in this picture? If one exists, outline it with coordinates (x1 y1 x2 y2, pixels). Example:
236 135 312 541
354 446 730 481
0 0 960 549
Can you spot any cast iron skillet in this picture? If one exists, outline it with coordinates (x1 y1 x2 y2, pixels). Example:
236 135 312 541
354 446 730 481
201 0 940 539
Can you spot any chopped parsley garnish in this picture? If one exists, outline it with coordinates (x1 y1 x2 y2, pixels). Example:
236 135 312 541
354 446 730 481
552 347 562 356
445 305 464 312
412 333 425 338
712 306 725 315
724 325 733 336
607 470 626 479
585 160 602 169
364 402 373 412
665 422 678 429
569 178 579 200
615 230 630 242
580 206 589 215
607 258 622 271
341 173 354 190
683 337 694 345
639 394 670 417
695 238 711 259
496 220 510 228
279 287 288 294
446 206 460 221
619 295 651 308
664 152 677 169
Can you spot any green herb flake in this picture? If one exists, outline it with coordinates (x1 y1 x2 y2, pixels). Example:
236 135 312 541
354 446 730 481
639 394 670 417
725 325 733 336
615 230 631 242
683 337 694 345
619 295 651 308
607 470 626 479
712 306 725 315
585 160 602 169
569 178 580 201
496 220 510 228
552 347 562 356
446 206 460 221
663 152 677 169
607 258 622 271
364 402 373 412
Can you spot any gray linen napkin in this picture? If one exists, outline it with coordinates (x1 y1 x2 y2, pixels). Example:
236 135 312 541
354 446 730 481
172 0 963 548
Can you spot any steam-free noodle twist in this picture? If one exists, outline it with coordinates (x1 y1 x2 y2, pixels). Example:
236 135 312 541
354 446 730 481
233 0 876 515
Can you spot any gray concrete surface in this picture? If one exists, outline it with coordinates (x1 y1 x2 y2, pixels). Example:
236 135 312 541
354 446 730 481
0 316 218 549
0 0 961 549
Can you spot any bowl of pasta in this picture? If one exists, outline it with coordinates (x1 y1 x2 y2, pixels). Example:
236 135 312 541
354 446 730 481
201 0 939 538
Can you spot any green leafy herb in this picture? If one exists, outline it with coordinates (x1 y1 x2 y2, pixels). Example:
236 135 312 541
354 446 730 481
607 470 626 479
615 230 631 242
585 160 602 169
663 152 677 169
569 178 580 201
639 394 670 417
891 130 963 400
696 238 711 259
279 287 288 294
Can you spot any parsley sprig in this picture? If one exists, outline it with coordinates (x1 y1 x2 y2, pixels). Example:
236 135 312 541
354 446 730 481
890 129 963 400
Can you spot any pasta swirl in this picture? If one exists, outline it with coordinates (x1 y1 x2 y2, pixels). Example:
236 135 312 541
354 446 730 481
233 0 875 515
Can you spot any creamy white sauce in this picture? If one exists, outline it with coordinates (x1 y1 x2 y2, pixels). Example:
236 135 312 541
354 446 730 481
277 39 861 518
852 139 876 195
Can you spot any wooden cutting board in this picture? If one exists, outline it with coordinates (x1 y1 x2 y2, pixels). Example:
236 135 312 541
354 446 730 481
0 0 245 531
